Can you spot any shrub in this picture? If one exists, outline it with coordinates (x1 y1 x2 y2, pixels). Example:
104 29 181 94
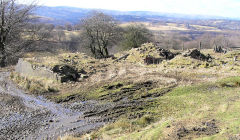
121 24 153 50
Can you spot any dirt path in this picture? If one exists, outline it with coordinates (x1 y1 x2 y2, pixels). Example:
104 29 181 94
0 72 104 140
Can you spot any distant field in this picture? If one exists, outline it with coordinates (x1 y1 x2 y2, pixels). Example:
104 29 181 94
63 30 81 40
121 22 188 31
191 24 221 32
120 22 222 32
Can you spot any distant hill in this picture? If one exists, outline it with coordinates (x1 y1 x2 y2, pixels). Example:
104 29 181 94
34 6 91 24
34 6 234 25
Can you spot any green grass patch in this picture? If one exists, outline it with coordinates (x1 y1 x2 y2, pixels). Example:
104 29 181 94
217 76 240 88
86 78 240 139
85 82 133 100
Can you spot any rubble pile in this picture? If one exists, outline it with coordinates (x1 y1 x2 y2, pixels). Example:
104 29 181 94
183 49 212 61
159 48 176 60
119 43 177 64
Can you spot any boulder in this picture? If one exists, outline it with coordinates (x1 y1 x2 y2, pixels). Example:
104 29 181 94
183 49 212 61
52 65 80 83
158 48 176 60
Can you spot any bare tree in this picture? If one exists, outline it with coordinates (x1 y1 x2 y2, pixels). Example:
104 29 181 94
56 30 66 42
80 12 120 58
213 35 232 49
0 0 36 67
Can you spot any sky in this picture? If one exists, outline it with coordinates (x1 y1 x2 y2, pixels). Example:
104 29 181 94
20 0 240 18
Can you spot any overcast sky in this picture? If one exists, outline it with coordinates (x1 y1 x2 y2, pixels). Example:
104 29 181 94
20 0 240 18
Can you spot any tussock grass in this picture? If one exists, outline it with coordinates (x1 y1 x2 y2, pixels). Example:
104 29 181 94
10 72 58 95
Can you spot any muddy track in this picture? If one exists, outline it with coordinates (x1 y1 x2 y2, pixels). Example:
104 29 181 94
0 72 104 140
0 70 179 139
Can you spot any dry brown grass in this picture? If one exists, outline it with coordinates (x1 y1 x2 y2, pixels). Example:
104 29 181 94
120 22 221 32
120 22 188 31
11 43 240 140
15 43 240 101
57 135 81 140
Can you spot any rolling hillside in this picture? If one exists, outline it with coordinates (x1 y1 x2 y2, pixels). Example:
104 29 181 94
34 6 240 28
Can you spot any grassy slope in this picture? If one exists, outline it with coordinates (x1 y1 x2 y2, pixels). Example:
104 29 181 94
85 77 240 140
11 44 240 139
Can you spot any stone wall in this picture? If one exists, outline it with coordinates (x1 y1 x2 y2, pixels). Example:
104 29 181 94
15 58 60 82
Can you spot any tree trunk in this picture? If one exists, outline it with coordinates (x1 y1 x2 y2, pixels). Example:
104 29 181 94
90 44 96 58
0 42 6 67
104 47 109 58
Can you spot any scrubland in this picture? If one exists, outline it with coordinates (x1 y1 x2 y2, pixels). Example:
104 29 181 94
10 43 240 140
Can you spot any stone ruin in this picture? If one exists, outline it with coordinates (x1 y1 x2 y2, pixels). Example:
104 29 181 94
144 48 177 65
144 48 213 65
143 49 177 65
144 55 162 65
183 49 212 62
15 58 85 83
